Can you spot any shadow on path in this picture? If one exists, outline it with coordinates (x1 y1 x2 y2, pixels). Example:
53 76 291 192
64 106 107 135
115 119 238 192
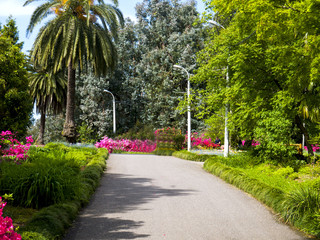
64 173 195 240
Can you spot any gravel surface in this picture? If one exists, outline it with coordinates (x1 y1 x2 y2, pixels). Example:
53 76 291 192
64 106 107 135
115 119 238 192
64 154 308 240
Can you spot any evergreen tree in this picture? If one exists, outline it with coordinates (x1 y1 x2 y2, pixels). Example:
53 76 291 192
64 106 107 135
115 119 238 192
133 0 205 131
76 73 112 139
75 0 206 137
0 18 32 137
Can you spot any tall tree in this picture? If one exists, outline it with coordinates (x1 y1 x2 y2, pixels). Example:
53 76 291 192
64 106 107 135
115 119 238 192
134 0 201 130
29 68 67 144
75 72 112 139
0 18 32 137
79 2 206 136
25 0 124 143
195 0 320 159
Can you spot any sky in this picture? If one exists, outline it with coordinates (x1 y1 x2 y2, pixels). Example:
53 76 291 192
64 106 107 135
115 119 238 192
0 0 207 53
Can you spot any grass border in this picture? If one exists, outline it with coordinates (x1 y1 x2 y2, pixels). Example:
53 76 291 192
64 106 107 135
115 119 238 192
19 148 109 240
203 158 318 238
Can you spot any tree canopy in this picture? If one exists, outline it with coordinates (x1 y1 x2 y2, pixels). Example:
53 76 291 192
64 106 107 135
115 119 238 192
0 18 32 137
194 0 320 159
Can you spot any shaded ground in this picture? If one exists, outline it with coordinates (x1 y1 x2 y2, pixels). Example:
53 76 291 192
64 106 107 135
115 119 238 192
64 154 307 240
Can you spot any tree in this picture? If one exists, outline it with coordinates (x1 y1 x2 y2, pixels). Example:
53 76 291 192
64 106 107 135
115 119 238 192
25 0 124 143
75 72 112 139
120 0 205 131
29 68 67 144
194 0 320 159
0 18 33 137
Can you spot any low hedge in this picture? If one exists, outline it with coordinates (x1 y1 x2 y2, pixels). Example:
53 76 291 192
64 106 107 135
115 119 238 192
172 150 214 162
203 157 320 237
19 146 109 240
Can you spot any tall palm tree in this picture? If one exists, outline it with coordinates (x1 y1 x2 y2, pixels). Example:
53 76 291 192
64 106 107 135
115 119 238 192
24 0 124 143
29 68 67 145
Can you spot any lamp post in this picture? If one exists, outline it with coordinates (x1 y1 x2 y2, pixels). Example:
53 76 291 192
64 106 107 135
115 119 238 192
103 89 116 134
173 65 191 151
207 20 229 157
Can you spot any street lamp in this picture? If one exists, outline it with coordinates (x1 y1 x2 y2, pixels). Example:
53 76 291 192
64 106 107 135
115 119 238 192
103 89 116 134
207 20 230 158
173 65 191 151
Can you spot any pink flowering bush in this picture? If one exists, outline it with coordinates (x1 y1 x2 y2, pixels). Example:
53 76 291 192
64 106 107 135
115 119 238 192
0 131 33 163
189 132 220 149
95 137 156 153
304 144 320 152
0 197 21 240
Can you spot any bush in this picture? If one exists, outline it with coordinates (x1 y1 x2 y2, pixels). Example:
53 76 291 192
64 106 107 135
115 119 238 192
172 150 213 162
0 159 81 209
0 145 103 209
153 149 175 156
173 135 185 150
253 108 297 163
203 153 320 237
20 231 47 240
18 147 109 239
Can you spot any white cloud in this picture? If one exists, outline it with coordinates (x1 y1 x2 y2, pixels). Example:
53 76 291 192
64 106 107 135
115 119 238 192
0 0 37 17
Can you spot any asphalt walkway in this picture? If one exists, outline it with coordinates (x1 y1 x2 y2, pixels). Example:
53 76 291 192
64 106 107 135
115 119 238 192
63 154 307 240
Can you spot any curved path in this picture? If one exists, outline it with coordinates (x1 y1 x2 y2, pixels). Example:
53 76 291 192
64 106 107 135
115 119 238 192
64 154 307 240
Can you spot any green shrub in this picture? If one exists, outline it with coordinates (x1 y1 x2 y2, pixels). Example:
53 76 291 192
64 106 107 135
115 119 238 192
153 149 175 156
203 155 320 237
0 161 81 209
172 150 213 162
173 135 185 150
283 185 320 235
19 146 109 239
20 231 47 240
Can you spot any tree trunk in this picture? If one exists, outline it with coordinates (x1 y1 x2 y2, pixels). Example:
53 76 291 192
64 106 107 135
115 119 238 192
295 115 313 160
37 108 46 145
62 61 77 143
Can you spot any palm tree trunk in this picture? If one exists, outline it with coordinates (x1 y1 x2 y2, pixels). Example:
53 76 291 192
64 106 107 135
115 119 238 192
63 61 77 143
37 108 46 145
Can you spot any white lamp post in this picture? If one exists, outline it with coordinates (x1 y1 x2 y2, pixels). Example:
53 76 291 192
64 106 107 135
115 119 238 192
103 89 116 134
207 20 230 157
173 65 191 151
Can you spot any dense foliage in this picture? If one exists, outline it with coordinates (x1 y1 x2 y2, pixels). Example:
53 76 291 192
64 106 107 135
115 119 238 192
74 0 206 141
0 143 107 210
194 0 320 161
25 0 124 143
0 18 33 137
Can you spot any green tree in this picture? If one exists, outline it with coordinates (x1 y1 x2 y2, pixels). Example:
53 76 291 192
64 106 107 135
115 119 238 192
194 0 320 159
25 0 124 143
0 18 32 137
29 68 67 144
124 0 205 131
75 72 112 139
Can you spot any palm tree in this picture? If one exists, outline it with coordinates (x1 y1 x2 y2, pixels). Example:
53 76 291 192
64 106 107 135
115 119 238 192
29 68 67 145
24 0 124 143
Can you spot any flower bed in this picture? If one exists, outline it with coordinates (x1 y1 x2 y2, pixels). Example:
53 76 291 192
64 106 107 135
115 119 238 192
95 137 156 153
190 132 220 150
0 131 33 163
